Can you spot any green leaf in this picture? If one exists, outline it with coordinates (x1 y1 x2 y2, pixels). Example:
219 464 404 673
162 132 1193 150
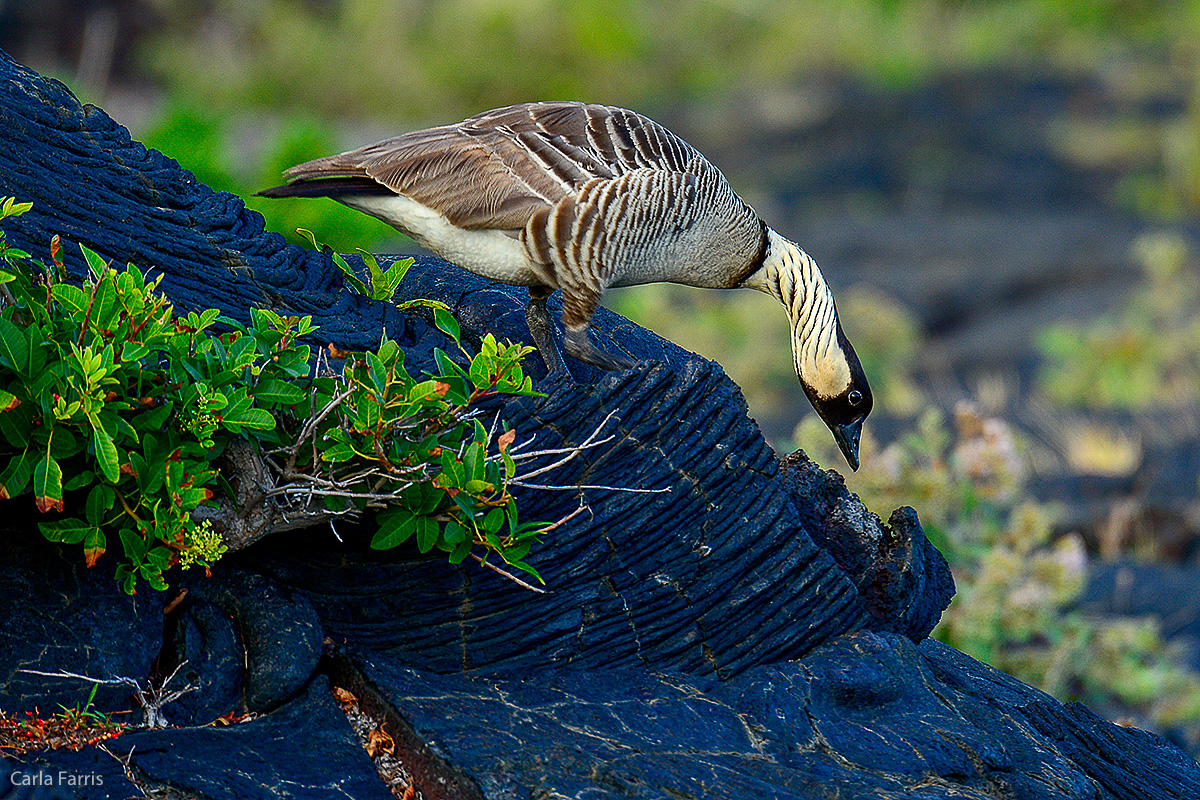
25 328 45 378
0 317 29 374
221 389 276 431
118 526 148 562
415 517 439 553
443 519 469 545
509 560 544 584
433 308 461 343
80 244 110 279
51 283 89 316
448 539 473 564
370 508 416 549
90 275 118 331
503 541 533 563
119 339 150 365
144 568 168 592
380 256 414 296
252 378 306 406
483 507 505 535
63 469 94 491
365 351 387 396
33 451 63 513
407 380 442 403
0 198 33 218
469 355 492 389
463 442 485 483
92 425 120 484
0 402 31 447
49 426 81 459
0 451 33 499
85 484 115 527
433 348 470 382
38 518 91 545
439 450 465 488
452 491 476 519
377 338 400 365
417 483 443 515
362 249 386 299
320 441 358 463
132 402 171 432
249 307 285 331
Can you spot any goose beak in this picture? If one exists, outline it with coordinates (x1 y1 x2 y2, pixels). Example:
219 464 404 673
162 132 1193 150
832 418 863 472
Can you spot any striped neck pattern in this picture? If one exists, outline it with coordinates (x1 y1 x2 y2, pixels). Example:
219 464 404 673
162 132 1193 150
751 229 851 401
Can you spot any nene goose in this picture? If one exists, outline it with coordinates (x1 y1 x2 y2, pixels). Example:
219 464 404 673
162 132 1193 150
259 102 872 469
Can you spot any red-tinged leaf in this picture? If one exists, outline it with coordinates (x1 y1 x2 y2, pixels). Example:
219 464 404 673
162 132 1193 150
83 528 106 568
0 390 19 412
434 381 450 398
33 452 63 513
497 429 516 453
49 234 62 268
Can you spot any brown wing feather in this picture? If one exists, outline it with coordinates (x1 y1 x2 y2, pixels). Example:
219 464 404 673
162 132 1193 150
278 102 707 232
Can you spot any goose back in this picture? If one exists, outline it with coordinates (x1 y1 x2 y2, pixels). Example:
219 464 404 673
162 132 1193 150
282 102 768 291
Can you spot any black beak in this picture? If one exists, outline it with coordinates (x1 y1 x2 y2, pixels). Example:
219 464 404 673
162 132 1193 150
832 418 863 471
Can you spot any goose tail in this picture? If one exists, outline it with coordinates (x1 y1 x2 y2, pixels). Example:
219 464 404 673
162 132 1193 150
255 176 390 199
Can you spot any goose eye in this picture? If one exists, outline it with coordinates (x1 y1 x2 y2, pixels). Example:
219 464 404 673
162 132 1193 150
848 390 863 407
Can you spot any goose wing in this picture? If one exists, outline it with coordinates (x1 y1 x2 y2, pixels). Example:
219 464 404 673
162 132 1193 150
280 102 707 231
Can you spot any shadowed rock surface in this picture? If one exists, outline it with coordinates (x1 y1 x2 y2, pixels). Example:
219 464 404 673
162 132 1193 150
0 50 1198 799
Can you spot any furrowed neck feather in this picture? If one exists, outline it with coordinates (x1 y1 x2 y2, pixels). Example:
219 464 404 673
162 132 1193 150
754 230 851 400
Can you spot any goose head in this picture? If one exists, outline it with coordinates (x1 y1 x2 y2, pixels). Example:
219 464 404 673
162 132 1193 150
797 319 872 471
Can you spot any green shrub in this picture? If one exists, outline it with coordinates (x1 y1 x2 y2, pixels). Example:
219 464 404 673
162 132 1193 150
1037 231 1200 409
0 199 548 592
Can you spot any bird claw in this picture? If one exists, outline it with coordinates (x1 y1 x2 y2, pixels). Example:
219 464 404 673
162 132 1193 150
564 328 636 371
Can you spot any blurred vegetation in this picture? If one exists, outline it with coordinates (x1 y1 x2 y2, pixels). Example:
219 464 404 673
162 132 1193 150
80 0 1188 246
795 397 1200 737
1038 231 1200 409
134 0 1199 120
139 101 402 252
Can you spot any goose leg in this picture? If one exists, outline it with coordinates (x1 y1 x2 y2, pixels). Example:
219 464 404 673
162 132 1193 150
525 287 569 373
560 287 635 371
563 325 636 371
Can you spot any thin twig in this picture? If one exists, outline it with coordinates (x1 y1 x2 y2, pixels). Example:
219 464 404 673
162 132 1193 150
537 502 588 533
18 664 197 729
509 481 668 493
469 553 547 594
18 668 139 688
506 410 622 481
